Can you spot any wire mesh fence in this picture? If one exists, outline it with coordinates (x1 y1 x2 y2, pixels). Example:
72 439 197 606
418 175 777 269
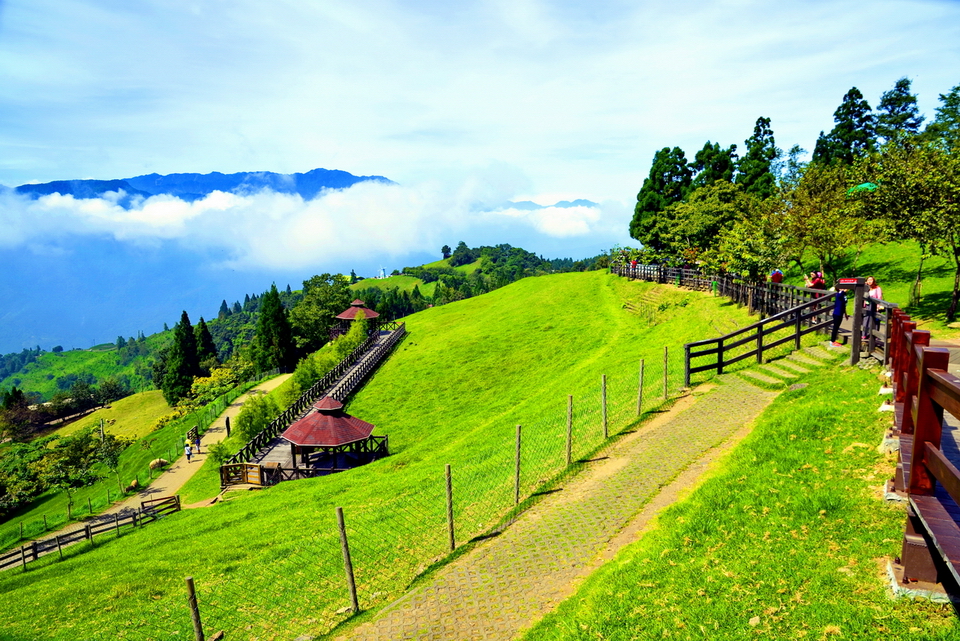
102 345 692 641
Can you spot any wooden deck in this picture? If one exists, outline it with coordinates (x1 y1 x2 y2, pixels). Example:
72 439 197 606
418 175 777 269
248 329 397 471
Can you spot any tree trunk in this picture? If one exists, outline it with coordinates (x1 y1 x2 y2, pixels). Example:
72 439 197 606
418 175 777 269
949 250 960 321
910 250 926 307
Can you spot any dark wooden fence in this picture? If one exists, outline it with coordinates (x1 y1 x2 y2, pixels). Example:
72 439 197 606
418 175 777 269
683 293 837 386
887 307 960 588
612 264 900 385
0 496 181 572
224 325 405 468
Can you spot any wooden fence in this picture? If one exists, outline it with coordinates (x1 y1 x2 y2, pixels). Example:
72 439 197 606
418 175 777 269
886 307 960 587
612 264 900 384
221 326 405 488
0 496 181 572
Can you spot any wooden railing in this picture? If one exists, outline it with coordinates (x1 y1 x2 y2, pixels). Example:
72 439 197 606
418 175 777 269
0 496 181 572
224 324 406 469
683 293 836 386
888 307 960 586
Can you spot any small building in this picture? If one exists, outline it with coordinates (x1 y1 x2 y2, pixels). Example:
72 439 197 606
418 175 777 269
331 299 380 339
281 396 388 472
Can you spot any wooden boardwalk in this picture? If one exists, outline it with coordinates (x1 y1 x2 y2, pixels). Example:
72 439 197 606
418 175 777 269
249 329 399 469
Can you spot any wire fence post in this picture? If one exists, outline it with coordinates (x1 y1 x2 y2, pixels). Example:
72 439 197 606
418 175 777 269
637 359 645 416
336 507 359 614
445 464 455 552
185 576 205 641
43 514 48 531
55 535 62 560
18 522 23 541
566 395 573 466
601 375 608 439
514 424 522 505
663 346 669 400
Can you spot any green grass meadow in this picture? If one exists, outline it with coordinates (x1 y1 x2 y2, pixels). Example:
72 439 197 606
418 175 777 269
0 271 757 641
522 363 956 640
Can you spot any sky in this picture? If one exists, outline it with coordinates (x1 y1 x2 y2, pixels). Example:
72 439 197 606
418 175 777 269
1 0 959 351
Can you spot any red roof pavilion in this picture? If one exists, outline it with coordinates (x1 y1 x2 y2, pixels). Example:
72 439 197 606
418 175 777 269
282 396 375 448
336 299 380 321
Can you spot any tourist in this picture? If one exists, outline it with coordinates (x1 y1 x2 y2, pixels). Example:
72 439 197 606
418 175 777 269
830 289 848 346
862 276 884 336
770 269 783 284
184 443 192 463
194 435 201 454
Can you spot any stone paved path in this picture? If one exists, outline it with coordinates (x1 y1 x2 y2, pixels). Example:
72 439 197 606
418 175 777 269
338 376 777 640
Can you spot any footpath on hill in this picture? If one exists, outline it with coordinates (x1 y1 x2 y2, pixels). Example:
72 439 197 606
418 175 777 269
41 374 291 540
337 375 777 641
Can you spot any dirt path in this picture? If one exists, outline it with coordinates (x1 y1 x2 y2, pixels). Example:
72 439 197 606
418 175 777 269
337 375 777 640
43 375 291 536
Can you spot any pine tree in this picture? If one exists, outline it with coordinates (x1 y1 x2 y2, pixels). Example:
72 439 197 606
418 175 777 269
162 311 199 405
252 285 296 373
876 78 924 142
692 141 738 188
629 147 692 253
813 87 876 165
218 300 231 319
232 301 242 314
194 317 219 374
925 82 960 150
736 117 780 199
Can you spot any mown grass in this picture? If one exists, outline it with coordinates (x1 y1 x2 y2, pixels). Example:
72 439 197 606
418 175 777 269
522 363 957 640
0 271 758 641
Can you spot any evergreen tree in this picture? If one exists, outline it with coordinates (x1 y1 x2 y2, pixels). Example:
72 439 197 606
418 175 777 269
194 317 219 374
285 284 292 295
925 82 960 150
218 300 231 319
736 117 779 199
350 269 358 284
629 147 692 253
692 141 738 189
115 336 126 350
252 284 296 373
813 87 876 165
232 301 242 314
442 245 452 259
162 311 199 405
876 77 924 142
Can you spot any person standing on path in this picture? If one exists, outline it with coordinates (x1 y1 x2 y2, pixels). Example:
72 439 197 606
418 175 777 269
830 289 848 346
862 276 883 336
194 435 201 455
184 443 192 463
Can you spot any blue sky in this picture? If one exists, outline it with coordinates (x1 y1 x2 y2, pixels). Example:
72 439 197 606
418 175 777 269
0 0 959 350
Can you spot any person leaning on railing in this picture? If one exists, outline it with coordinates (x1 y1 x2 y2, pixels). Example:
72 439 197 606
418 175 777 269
829 288 848 347
862 276 883 334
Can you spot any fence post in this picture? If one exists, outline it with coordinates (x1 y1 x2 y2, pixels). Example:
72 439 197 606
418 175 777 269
445 464 455 552
19 522 22 541
637 360 644 416
514 425 522 505
566 396 573 466
225 416 231 438
20 546 27 571
185 576 205 641
336 507 360 614
850 281 865 365
86 524 94 548
683 345 691 388
87 497 92 514
43 515 47 531
115 513 121 536
601 375 608 439
662 346 669 400
756 325 764 364
55 535 63 560
794 308 802 350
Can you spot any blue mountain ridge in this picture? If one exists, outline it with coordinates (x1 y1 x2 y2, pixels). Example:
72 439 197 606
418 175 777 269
503 199 598 210
13 168 394 204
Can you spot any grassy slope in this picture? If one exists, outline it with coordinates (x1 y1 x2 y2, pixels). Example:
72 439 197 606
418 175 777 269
0 271 756 641
523 364 956 640
349 259 481 299
50 390 168 440
0 335 166 401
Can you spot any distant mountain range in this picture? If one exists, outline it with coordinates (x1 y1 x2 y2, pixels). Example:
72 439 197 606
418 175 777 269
12 168 393 204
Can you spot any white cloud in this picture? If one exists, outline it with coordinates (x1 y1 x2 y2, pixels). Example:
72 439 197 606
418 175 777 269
0 177 631 270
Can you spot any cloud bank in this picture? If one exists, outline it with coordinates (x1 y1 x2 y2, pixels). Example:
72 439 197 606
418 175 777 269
0 177 631 272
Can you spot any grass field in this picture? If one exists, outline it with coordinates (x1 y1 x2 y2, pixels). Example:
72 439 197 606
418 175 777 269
0 271 758 641
522 363 957 640
50 390 169 439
